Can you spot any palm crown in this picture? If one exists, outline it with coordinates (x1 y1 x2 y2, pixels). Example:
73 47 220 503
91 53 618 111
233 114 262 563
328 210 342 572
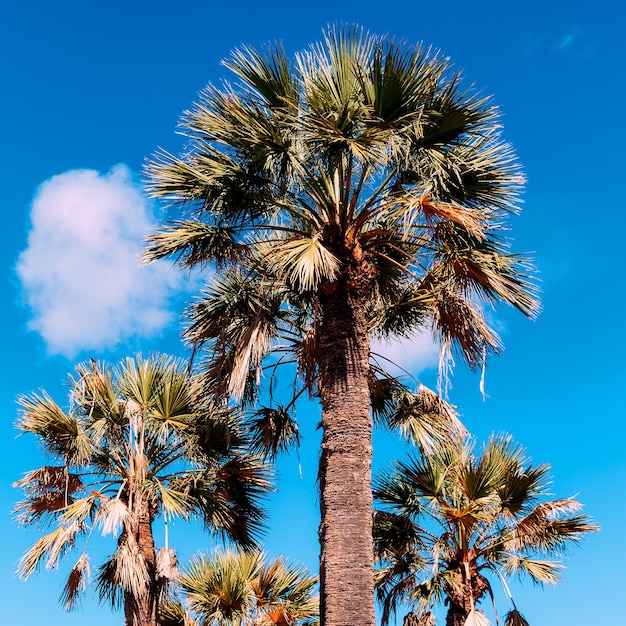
373 435 598 626
145 26 538 401
14 354 270 626
161 548 319 626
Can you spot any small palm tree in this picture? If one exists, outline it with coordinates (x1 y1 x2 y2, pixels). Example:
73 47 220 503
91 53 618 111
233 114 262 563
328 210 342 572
14 354 270 626
144 27 539 626
373 435 598 626
160 548 318 626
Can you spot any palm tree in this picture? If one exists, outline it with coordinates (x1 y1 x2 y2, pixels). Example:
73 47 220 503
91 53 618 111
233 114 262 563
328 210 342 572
14 354 270 626
144 27 539 626
160 548 318 626
373 435 598 626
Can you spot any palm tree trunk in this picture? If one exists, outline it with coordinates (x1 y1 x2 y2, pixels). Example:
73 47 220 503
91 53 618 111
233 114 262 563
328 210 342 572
317 279 375 626
445 603 467 626
124 501 158 626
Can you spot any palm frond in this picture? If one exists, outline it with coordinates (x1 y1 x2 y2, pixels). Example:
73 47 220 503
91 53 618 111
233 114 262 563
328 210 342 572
504 608 530 626
96 497 130 536
505 499 599 554
157 547 180 586
464 608 491 626
403 611 435 626
246 406 301 459
500 556 562 585
160 598 192 626
180 549 318 626
13 466 83 527
143 220 246 267
17 393 93 463
258 235 339 292
17 522 82 579
60 553 91 610
381 384 466 452
224 42 299 111
181 550 259 624
105 533 151 600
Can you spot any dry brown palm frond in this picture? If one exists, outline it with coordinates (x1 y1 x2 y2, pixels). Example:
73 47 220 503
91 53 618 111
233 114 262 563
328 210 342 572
403 611 435 626
296 325 320 394
380 191 487 244
60 553 91 610
13 466 84 526
110 533 151 598
504 608 530 626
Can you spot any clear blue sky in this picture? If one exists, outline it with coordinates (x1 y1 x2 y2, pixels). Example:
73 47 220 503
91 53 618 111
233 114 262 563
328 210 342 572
1 1 624 624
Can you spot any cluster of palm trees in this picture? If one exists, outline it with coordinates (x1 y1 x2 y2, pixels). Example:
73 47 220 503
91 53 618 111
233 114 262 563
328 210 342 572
14 27 596 626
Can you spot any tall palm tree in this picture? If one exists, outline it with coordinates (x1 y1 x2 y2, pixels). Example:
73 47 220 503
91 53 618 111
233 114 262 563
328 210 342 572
160 548 318 626
373 435 598 626
14 354 270 626
144 27 539 626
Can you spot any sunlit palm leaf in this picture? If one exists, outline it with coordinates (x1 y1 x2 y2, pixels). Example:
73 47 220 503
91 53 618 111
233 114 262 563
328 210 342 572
180 549 318 626
501 556 562 585
17 393 94 463
464 608 491 626
259 235 339 292
381 384 466 452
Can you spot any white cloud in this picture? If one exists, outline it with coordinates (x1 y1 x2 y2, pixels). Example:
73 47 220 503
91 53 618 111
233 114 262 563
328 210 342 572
16 165 186 357
371 332 440 381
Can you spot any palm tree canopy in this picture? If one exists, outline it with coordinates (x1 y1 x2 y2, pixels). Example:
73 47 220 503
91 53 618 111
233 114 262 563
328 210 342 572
14 354 271 612
162 548 319 626
144 25 539 409
373 434 598 625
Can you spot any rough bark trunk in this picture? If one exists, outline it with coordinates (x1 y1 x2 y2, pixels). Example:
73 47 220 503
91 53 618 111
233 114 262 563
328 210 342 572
124 500 158 626
317 281 375 626
444 570 487 626
445 602 468 626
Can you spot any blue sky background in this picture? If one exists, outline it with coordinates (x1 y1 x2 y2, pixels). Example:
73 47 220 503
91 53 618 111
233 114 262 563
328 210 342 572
1 1 624 623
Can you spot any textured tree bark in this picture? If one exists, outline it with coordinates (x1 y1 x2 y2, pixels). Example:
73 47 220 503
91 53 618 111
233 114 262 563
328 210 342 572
124 500 158 626
318 277 375 626
445 602 468 626
444 571 487 626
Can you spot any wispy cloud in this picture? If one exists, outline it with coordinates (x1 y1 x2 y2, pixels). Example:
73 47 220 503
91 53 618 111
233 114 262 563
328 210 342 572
16 165 186 358
371 332 440 381
557 32 577 52
523 26 592 58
